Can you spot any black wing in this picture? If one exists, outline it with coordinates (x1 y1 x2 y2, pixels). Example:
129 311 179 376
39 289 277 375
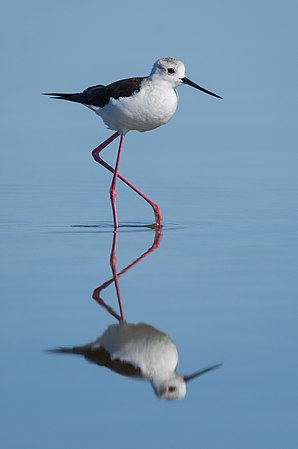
47 345 143 378
43 77 146 108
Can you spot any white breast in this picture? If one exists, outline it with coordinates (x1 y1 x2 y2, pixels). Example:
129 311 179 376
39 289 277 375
92 79 178 134
93 322 179 378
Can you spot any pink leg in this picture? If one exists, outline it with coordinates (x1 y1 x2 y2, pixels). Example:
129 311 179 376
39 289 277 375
109 231 125 321
92 290 123 322
92 228 162 322
91 131 120 155
109 135 124 230
92 134 162 228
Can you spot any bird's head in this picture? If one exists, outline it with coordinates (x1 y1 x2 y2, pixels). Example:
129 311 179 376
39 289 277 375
150 57 186 87
151 373 187 400
150 57 222 99
151 363 223 400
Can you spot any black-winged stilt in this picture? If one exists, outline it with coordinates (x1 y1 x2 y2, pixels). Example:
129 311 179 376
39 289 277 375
44 58 221 229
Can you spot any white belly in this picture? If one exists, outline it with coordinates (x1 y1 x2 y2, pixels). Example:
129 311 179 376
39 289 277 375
93 322 179 378
90 81 178 134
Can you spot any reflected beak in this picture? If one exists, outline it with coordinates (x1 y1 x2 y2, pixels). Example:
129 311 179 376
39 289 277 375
183 363 223 382
182 77 222 99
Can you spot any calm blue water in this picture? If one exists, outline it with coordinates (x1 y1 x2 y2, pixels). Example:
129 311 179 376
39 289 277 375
1 1 298 448
1 141 298 448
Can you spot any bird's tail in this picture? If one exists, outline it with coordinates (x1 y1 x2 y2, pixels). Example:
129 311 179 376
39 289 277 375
42 92 85 103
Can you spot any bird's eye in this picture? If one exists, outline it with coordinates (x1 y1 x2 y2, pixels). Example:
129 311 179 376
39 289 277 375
167 68 175 74
168 386 176 392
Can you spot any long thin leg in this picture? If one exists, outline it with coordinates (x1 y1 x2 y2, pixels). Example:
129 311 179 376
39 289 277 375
109 230 125 321
91 131 120 155
109 135 124 230
92 134 162 228
92 228 162 322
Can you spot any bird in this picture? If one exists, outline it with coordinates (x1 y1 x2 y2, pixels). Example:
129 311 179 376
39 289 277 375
48 321 222 400
44 57 222 229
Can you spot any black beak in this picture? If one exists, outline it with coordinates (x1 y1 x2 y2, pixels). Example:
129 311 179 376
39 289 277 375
182 77 222 99
183 363 223 382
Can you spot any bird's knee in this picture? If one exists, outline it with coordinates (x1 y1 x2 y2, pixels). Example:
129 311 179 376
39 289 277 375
109 188 117 200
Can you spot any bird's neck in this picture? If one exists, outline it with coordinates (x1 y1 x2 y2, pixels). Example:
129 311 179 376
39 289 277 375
148 75 176 90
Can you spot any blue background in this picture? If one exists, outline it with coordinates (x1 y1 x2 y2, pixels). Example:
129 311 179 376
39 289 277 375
1 1 297 448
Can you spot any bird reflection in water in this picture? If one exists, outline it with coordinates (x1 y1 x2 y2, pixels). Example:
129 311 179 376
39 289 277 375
49 230 222 400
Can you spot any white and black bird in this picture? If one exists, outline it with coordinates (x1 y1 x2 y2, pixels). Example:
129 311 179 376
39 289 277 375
44 58 222 228
48 321 222 400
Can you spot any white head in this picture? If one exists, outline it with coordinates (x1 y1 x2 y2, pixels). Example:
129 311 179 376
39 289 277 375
150 58 186 87
150 57 222 99
151 363 222 401
151 373 187 400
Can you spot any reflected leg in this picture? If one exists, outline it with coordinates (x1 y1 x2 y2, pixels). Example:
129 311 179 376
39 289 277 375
110 231 125 321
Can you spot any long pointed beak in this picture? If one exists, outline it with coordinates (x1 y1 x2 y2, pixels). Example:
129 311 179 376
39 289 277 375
184 363 223 382
182 77 222 99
